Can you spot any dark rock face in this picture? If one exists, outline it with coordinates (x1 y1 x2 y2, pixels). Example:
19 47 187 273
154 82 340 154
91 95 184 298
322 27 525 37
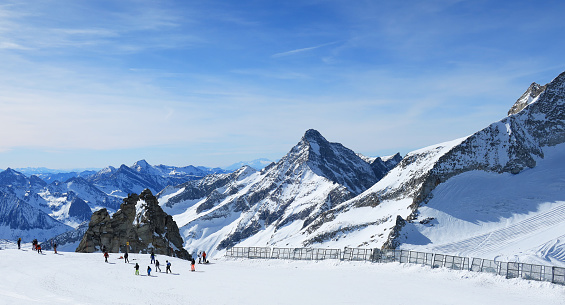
68 195 92 221
76 189 190 260
301 129 378 194
368 153 402 180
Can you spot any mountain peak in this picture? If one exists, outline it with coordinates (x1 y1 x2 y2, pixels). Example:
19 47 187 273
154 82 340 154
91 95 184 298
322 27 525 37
133 159 151 169
508 82 547 116
303 129 325 142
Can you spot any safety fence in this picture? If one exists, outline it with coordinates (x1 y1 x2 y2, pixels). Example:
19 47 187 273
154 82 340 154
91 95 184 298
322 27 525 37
225 246 565 285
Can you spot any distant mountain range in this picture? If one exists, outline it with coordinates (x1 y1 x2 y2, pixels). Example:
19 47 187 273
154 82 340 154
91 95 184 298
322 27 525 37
0 160 231 242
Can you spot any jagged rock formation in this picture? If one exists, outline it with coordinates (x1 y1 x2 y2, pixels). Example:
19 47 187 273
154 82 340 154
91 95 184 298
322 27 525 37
76 189 190 259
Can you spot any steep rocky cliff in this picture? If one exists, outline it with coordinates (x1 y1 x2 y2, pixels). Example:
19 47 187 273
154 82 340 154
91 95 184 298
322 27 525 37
76 189 190 259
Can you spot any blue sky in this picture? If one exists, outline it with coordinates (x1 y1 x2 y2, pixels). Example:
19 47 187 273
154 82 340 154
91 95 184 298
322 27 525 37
1 0 564 169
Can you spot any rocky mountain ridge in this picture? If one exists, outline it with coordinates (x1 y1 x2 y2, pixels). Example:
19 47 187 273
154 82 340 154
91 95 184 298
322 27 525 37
158 129 400 253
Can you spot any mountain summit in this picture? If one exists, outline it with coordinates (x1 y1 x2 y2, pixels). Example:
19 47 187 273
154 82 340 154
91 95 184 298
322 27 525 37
158 129 397 252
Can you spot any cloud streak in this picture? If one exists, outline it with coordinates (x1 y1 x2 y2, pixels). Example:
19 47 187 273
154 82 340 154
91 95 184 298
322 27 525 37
271 41 341 58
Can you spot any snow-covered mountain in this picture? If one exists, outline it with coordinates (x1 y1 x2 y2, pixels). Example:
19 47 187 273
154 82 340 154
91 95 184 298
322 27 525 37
158 129 399 254
223 158 274 171
87 160 230 198
0 189 72 242
12 167 99 183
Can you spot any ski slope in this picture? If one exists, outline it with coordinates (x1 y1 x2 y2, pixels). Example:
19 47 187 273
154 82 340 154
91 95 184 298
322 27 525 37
402 144 565 266
0 246 563 305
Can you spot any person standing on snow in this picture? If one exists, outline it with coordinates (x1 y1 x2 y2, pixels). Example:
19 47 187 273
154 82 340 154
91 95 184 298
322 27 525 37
53 243 57 254
37 244 42 254
150 251 155 264
104 251 109 263
198 252 201 264
191 257 196 272
155 260 161 272
134 263 140 275
124 252 129 263
147 266 152 276
17 238 21 249
202 251 207 263
166 260 171 274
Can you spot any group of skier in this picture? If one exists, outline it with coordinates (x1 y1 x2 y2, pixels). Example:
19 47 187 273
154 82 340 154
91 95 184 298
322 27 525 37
197 251 208 264
103 247 201 276
18 238 57 254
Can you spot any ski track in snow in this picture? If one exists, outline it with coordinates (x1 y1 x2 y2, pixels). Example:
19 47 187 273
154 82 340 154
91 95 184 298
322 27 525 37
433 203 565 256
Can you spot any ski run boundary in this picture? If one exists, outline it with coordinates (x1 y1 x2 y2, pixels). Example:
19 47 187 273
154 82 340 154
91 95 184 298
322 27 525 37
225 246 565 285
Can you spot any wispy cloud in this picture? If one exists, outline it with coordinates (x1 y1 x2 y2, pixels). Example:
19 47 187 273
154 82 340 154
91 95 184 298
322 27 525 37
271 41 340 58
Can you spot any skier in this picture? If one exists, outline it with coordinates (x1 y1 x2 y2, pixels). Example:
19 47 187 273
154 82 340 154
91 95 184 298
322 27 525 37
191 257 196 272
17 237 21 250
104 251 109 263
147 266 152 276
166 260 171 274
134 263 140 275
53 243 57 254
150 251 155 264
155 260 161 272
32 239 38 250
124 252 129 263
203 251 207 263
198 252 201 264
37 244 42 254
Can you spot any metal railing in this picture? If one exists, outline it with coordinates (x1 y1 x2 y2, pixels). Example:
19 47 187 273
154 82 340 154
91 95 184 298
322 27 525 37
225 246 565 285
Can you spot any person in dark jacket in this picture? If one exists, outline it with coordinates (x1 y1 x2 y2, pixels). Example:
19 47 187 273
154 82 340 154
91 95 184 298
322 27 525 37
155 260 161 272
150 251 155 264
17 238 21 249
104 251 109 263
134 263 140 275
191 257 196 272
147 266 152 276
166 260 171 274
124 252 129 263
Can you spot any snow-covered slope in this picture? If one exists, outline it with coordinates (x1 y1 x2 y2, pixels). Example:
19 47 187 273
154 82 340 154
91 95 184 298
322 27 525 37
0 248 563 305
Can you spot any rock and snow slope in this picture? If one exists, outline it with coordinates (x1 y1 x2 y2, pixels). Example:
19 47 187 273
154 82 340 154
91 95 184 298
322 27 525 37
158 129 392 254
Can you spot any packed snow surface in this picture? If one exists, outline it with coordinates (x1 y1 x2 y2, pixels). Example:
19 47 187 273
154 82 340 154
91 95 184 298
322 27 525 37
1 246 563 305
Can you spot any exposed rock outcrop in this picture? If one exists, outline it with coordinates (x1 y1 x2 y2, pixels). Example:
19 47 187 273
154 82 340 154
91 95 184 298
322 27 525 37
76 189 190 260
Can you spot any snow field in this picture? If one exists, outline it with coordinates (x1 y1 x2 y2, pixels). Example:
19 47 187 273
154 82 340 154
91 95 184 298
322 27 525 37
0 248 564 305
